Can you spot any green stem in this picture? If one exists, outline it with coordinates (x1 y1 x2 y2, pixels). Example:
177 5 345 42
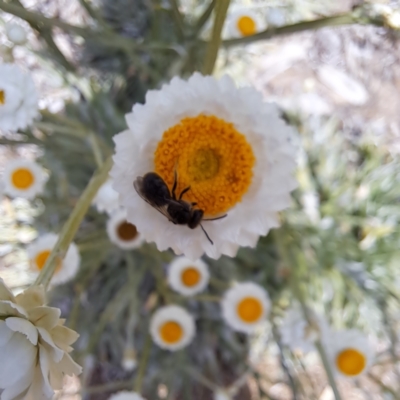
134 333 152 393
202 0 231 75
0 0 137 52
168 0 185 40
193 0 216 36
223 9 384 47
34 157 112 289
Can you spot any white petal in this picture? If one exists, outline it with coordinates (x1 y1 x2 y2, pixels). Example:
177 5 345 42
28 306 61 331
0 320 14 346
37 327 64 362
0 332 37 388
0 279 15 302
6 317 38 345
57 352 83 376
0 366 33 400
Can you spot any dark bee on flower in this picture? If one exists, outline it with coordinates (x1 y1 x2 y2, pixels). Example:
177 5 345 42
134 172 226 244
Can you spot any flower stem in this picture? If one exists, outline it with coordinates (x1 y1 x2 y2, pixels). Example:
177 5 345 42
35 156 112 289
134 333 152 393
223 7 385 47
202 0 230 75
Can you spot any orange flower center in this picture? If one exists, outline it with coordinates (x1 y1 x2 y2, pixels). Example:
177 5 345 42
336 348 366 376
154 115 255 216
34 250 61 272
181 267 201 287
159 321 183 344
237 296 263 323
0 90 5 105
117 221 138 241
237 15 257 36
11 167 35 190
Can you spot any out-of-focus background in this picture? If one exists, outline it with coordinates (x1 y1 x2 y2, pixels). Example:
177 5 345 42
1 0 400 399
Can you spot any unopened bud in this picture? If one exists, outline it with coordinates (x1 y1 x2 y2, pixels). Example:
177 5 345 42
122 347 137 371
6 22 28 45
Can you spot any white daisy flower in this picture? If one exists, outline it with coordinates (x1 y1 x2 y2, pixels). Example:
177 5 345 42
5 22 28 45
111 73 297 260
326 329 374 379
167 256 209 297
106 208 144 250
221 282 270 334
108 391 146 400
0 279 82 400
2 158 46 200
227 9 264 38
0 64 39 131
279 304 330 353
27 233 80 286
93 178 120 214
150 305 195 351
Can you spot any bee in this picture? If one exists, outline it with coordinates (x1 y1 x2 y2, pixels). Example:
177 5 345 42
133 172 226 244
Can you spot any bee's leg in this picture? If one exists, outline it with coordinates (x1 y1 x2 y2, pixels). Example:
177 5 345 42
171 170 178 200
179 186 191 200
191 202 197 206
200 224 214 245
203 214 227 221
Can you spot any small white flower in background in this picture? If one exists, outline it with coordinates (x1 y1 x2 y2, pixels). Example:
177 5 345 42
108 391 146 400
150 305 195 351
107 208 144 250
121 346 137 371
227 9 264 38
214 389 232 400
27 233 81 286
0 279 82 400
279 304 330 353
2 158 46 200
0 64 39 131
326 329 374 379
5 22 28 45
221 282 270 334
167 256 209 297
111 73 297 260
93 178 120 214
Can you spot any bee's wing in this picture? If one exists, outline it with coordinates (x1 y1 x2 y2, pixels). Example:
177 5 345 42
134 177 173 220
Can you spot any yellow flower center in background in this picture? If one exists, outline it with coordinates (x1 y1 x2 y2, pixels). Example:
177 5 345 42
0 90 5 105
117 221 138 241
11 167 35 190
181 267 201 287
159 321 183 344
154 115 255 216
336 348 366 376
34 250 61 272
237 15 257 36
237 296 263 323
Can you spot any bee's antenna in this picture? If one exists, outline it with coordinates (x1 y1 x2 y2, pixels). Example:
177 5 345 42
200 224 214 245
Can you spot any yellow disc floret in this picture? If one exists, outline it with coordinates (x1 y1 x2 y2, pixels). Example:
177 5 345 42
237 16 257 36
117 221 138 241
336 348 366 376
181 267 201 287
154 115 255 216
11 167 35 190
34 250 61 272
237 297 263 323
0 90 5 105
159 321 183 344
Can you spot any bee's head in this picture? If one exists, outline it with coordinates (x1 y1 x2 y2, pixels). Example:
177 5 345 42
188 209 204 229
